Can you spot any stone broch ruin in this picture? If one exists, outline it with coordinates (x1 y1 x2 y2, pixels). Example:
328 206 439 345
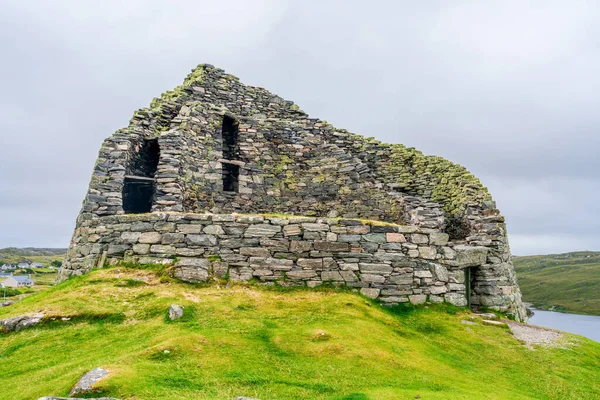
59 64 527 321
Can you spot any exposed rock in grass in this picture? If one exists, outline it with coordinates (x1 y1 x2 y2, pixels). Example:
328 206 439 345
482 320 508 328
69 367 109 396
168 304 184 320
0 313 44 332
475 312 499 320
39 397 118 400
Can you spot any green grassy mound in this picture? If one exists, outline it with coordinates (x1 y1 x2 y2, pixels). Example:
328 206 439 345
1 267 599 400
514 251 600 315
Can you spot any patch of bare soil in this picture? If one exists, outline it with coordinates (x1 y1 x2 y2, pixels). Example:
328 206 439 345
507 321 564 349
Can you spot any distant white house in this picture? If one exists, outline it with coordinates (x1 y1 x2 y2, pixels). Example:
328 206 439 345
1 275 34 288
17 262 30 269
31 262 43 268
1 264 16 271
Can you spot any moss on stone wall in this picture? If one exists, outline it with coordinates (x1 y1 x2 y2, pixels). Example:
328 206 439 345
116 64 492 222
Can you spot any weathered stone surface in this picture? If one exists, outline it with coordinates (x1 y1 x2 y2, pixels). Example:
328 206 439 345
177 224 203 234
161 232 184 244
168 304 184 320
186 234 217 246
418 246 437 260
428 286 448 295
363 233 386 243
173 266 209 282
286 270 317 279
149 244 175 254
176 258 210 269
445 293 467 307
120 231 141 243
359 274 386 283
283 224 302 237
338 234 362 242
431 264 449 282
314 241 349 252
386 233 406 243
360 288 380 299
414 270 433 278
290 240 313 252
358 263 393 274
132 243 151 254
244 224 281 237
454 245 489 267
236 216 264 224
429 232 449 246
302 223 329 232
70 368 109 396
138 232 163 244
411 234 429 244
240 247 270 257
203 225 226 235
321 271 344 281
1 313 44 332
409 294 427 304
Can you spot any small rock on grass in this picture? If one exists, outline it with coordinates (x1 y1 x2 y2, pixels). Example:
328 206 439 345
168 304 184 320
0 313 44 332
39 397 118 400
69 368 109 396
475 312 499 320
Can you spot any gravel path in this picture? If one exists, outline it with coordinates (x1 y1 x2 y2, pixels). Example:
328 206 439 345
506 321 563 348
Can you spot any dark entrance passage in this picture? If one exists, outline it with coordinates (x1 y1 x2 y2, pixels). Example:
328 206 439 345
222 115 240 192
123 139 159 214
465 266 477 308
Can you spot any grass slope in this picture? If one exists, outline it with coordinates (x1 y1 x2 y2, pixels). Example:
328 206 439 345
514 251 600 315
1 268 599 400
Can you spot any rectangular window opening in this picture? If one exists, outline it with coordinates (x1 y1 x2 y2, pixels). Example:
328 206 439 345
123 139 159 213
223 163 239 192
222 115 240 193
222 115 239 160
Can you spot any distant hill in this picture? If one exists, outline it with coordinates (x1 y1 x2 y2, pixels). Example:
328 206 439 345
514 251 600 315
0 247 66 265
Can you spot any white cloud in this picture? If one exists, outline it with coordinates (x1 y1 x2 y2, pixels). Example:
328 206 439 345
0 1 598 255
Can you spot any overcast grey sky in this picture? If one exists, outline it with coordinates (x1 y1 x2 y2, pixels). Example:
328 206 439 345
1 0 598 255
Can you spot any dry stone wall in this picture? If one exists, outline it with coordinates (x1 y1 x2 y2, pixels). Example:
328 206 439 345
81 64 488 228
62 64 528 321
60 213 526 320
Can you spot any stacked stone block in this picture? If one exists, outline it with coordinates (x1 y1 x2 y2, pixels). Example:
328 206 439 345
60 213 524 319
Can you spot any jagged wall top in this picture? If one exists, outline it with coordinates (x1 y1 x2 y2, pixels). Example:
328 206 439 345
112 64 491 219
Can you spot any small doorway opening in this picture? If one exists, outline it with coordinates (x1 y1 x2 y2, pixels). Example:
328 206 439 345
221 115 240 192
465 266 477 308
123 139 159 214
